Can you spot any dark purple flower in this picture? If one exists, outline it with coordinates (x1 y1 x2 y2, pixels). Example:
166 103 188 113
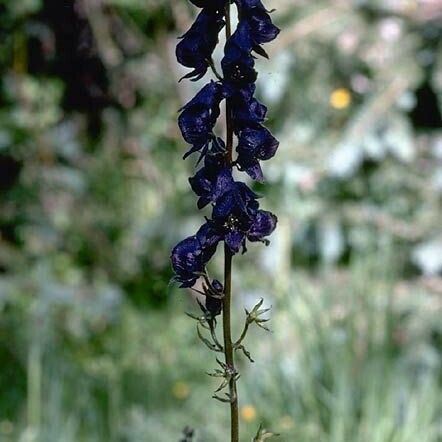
221 22 257 85
236 126 279 181
205 295 223 317
211 183 259 253
222 83 267 132
178 81 224 158
195 222 223 262
247 210 278 244
210 183 255 253
189 148 235 208
199 279 224 318
171 236 205 288
234 98 267 131
246 9 279 46
171 0 279 286
171 223 221 288
209 182 277 253
235 0 280 56
176 9 225 81
245 12 279 58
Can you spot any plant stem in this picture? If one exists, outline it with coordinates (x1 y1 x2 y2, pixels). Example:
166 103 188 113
225 1 233 163
223 248 239 442
222 2 239 441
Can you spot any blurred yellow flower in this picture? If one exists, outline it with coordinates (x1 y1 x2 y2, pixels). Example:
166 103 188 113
330 88 352 109
172 381 190 400
240 405 257 422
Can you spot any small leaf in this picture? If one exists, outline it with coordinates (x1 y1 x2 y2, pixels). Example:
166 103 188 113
197 324 221 352
237 344 255 363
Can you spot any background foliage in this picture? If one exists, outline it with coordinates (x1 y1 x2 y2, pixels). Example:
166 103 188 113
0 0 441 441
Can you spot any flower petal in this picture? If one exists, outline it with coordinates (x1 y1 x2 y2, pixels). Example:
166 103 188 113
225 230 246 253
178 82 224 156
176 10 225 81
236 125 279 180
247 210 277 242
171 236 204 287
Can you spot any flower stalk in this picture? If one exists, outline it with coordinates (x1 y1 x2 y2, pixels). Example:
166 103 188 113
222 247 239 440
222 3 239 439
171 1 280 440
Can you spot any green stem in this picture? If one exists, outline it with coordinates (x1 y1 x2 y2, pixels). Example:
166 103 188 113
222 3 239 441
234 320 250 349
223 248 239 442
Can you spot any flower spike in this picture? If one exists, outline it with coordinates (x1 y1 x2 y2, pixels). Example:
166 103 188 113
171 0 280 438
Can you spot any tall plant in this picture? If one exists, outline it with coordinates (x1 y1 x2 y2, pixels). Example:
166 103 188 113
171 1 280 440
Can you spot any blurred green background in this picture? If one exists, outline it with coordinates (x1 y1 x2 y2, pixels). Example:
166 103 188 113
0 0 441 441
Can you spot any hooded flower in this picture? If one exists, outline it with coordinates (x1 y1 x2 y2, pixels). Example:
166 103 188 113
209 182 277 253
232 92 267 131
235 0 280 57
205 293 223 317
189 147 236 208
195 222 223 262
222 83 267 131
171 235 205 288
171 223 221 288
176 9 225 81
221 22 257 85
236 126 279 181
198 279 224 318
178 81 224 158
247 209 278 243
245 8 279 46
